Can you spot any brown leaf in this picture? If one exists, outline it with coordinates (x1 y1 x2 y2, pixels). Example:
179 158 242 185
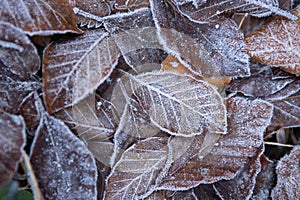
150 0 250 78
55 95 118 165
0 0 81 35
0 110 26 186
267 94 300 133
194 184 221 200
72 0 110 28
30 97 98 200
213 145 264 200
157 97 273 189
104 137 170 199
251 155 275 200
43 28 120 113
171 0 297 23
245 7 300 75
271 145 300 199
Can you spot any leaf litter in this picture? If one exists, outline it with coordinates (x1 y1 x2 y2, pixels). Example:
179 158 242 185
1 0 300 199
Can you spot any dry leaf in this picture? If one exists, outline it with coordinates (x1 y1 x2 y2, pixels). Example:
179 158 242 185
271 145 300 199
145 189 197 200
30 97 98 200
150 0 250 78
246 7 300 75
43 28 120 113
0 0 81 35
0 110 26 186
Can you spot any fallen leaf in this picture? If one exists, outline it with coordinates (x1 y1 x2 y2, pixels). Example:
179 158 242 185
30 97 98 200
104 137 170 199
213 145 264 200
194 184 221 200
271 145 300 199
43 28 120 113
245 7 300 75
0 110 26 186
156 97 273 190
150 0 250 78
122 71 227 136
145 189 197 200
0 0 81 35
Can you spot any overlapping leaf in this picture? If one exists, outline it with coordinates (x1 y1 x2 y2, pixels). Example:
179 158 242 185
171 0 296 24
267 94 300 133
104 8 166 71
0 110 26 186
0 0 80 35
213 145 263 200
156 97 273 190
43 28 120 113
0 22 41 114
246 7 300 75
30 98 98 200
55 95 118 165
150 0 250 78
104 137 170 199
122 71 227 136
271 145 300 199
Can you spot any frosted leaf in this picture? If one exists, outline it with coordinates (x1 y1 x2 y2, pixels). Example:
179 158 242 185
150 0 250 78
55 95 118 165
0 110 26 186
43 28 120 113
156 97 273 189
0 22 40 80
213 145 264 200
171 0 296 23
194 184 221 199
126 0 150 10
104 137 170 199
251 155 275 200
0 0 81 36
123 71 227 136
71 0 110 28
265 78 300 101
104 8 166 71
145 189 197 200
267 94 300 132
29 98 98 200
271 145 300 199
245 7 300 75
225 62 296 98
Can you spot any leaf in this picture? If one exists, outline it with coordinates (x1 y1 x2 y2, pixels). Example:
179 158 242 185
103 8 166 71
150 0 250 78
0 110 26 186
171 0 297 24
225 62 297 98
267 94 300 133
213 145 264 200
245 7 300 75
145 189 197 200
156 97 273 190
251 155 275 200
104 137 171 199
194 184 221 200
271 145 300 199
43 28 120 113
55 95 118 165
122 71 227 136
0 0 81 35
0 22 40 80
30 97 98 200
71 0 110 28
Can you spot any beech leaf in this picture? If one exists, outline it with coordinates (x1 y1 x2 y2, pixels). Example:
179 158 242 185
0 110 26 186
156 97 273 190
150 0 250 78
245 7 300 75
0 0 81 35
30 97 98 200
122 71 227 136
43 28 120 113
271 145 300 199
